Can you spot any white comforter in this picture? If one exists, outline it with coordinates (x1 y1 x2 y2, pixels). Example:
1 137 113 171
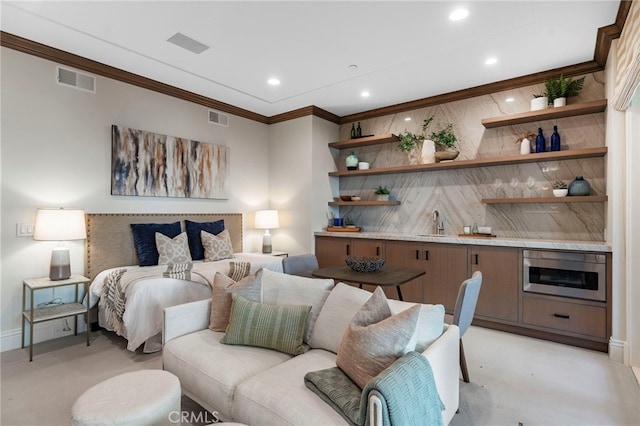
88 253 283 352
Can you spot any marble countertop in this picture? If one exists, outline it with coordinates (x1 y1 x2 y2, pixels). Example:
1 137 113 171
314 231 612 252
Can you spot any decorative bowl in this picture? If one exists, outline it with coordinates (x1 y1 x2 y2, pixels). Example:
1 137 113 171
350 196 361 201
340 195 354 201
345 256 385 273
553 189 568 197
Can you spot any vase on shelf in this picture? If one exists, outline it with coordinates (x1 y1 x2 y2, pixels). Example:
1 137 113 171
568 176 591 196
550 125 561 151
420 139 436 164
535 127 546 153
553 97 567 107
346 151 359 170
520 137 531 155
531 96 548 111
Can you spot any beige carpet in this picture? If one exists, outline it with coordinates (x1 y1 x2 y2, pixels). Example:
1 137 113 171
1 327 639 426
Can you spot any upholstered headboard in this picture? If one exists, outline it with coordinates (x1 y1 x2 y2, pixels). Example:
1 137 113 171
85 213 243 280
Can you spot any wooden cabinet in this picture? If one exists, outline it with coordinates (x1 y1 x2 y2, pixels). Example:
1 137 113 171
315 236 351 267
351 239 384 258
469 246 519 323
384 241 425 303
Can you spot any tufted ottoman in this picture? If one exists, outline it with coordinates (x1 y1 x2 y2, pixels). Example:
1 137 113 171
71 369 181 426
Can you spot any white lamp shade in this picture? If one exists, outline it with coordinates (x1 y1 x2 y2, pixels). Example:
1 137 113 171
33 208 87 241
255 210 279 230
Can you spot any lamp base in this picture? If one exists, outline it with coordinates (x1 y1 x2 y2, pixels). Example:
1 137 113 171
262 232 272 254
49 247 71 281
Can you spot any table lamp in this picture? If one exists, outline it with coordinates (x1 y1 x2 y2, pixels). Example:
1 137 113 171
33 208 87 280
255 210 279 254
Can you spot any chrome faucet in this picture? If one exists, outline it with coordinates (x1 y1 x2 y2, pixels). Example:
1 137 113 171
433 210 444 235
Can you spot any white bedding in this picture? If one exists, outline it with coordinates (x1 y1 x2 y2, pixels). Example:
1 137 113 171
88 253 283 352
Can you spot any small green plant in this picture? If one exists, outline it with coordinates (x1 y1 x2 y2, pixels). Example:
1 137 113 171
397 116 434 152
344 217 355 226
374 185 390 195
430 123 458 150
544 75 585 102
553 180 568 189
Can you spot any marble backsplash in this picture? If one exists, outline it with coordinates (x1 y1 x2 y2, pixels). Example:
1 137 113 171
333 72 607 241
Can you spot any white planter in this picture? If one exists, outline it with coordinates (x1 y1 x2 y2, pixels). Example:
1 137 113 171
531 96 549 111
553 97 567 107
420 139 436 164
520 138 531 155
553 189 568 197
376 194 389 202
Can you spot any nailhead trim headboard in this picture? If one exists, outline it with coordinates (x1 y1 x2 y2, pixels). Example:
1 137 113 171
85 213 243 280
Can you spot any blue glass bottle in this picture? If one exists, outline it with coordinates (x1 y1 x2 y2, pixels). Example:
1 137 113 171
535 127 546 153
550 125 561 151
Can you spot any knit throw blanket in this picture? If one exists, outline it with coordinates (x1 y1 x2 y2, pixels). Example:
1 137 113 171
99 262 197 336
305 351 444 426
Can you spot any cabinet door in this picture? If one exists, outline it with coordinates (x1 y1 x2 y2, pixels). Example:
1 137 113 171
421 243 469 312
469 246 519 322
351 239 385 258
384 241 424 303
315 237 351 267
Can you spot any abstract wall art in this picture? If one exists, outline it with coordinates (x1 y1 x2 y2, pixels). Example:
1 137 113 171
111 125 229 199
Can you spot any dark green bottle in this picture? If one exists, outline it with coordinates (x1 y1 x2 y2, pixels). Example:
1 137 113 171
351 123 356 139
356 122 362 137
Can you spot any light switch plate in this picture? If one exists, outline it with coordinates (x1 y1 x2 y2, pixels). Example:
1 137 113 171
17 223 34 237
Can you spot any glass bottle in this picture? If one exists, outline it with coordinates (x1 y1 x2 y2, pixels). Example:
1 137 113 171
350 123 356 139
356 122 362 138
550 125 561 151
535 127 546 153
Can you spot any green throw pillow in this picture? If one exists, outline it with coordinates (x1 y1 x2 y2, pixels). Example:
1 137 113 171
221 295 312 356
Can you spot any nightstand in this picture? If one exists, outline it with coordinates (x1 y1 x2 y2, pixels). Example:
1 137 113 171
267 251 289 257
22 274 90 361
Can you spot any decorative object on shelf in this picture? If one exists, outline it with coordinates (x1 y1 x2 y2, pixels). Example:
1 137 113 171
550 125 561 151
516 131 535 155
356 122 362 137
344 217 356 228
33 208 87 280
255 209 279 254
339 195 354 201
552 180 569 197
471 223 479 234
346 151 359 170
530 94 549 111
510 177 522 198
333 217 344 227
430 122 459 162
493 178 506 198
351 123 356 139
374 185 390 201
544 74 585 107
526 176 538 197
463 226 472 235
568 176 591 196
535 127 546 153
350 196 361 201
345 256 385 273
397 116 459 164
358 161 369 170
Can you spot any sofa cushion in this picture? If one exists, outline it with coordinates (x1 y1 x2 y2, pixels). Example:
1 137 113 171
221 295 311 356
155 232 192 265
209 270 263 332
162 329 291 419
202 229 234 261
261 269 334 342
336 287 420 389
232 349 348 426
388 299 445 352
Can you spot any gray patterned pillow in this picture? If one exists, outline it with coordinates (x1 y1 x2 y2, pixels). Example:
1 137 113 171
228 261 251 281
202 229 234 261
155 232 192 265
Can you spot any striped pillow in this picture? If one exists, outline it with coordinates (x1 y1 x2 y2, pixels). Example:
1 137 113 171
221 295 311 356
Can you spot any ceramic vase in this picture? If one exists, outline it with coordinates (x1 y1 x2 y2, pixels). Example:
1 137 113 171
531 96 548 111
346 151 359 170
421 139 436 164
568 176 591 196
553 97 567 107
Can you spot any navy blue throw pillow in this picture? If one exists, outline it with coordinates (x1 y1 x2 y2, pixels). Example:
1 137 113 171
131 222 181 266
185 219 225 260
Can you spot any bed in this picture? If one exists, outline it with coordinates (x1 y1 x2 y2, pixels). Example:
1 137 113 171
84 213 283 352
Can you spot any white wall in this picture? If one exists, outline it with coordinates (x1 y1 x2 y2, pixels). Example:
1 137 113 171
0 48 274 348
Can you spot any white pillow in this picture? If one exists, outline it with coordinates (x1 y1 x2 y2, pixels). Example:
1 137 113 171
261 269 334 342
388 299 445 352
155 232 192 265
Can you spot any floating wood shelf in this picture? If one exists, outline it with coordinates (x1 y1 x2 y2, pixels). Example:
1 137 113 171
481 99 607 129
482 195 608 204
328 200 400 206
328 133 399 149
328 147 607 177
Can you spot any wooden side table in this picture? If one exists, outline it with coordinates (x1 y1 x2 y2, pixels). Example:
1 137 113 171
22 274 91 361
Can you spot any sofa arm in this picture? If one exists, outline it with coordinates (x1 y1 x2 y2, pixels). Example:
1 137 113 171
422 324 460 425
162 299 211 345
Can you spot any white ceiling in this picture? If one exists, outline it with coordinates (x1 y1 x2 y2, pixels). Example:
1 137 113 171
1 1 620 118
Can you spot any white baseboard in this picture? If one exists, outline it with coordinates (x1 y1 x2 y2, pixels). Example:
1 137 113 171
609 337 628 364
0 318 86 353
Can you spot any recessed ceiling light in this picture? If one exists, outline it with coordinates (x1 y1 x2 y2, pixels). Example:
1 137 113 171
449 8 469 21
361 91 370 98
484 57 498 66
348 64 358 70
505 97 514 102
267 78 280 86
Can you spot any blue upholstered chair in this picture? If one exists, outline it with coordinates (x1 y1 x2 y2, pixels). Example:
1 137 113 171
445 271 482 383
282 254 319 278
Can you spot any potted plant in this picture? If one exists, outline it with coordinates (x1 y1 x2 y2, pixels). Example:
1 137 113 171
430 123 459 162
552 180 568 197
544 75 585 107
531 93 549 111
374 185 390 201
397 116 434 152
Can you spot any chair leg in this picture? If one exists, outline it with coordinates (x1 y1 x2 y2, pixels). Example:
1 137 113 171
460 339 470 383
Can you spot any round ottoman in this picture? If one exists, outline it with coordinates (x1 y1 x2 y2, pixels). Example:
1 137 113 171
71 369 181 426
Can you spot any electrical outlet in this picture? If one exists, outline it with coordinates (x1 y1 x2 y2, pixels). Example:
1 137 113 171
16 223 34 237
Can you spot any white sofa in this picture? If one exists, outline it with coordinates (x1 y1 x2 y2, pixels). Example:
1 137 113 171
162 276 460 426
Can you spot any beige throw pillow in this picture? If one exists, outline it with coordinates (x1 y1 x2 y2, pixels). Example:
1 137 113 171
155 232 192 265
336 287 420 389
202 229 234 261
209 270 263 331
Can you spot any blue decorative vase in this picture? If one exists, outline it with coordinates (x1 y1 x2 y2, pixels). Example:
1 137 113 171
346 151 359 170
568 176 591 196
535 127 546 153
550 125 561 151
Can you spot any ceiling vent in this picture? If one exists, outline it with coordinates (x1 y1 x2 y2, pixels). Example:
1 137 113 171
56 66 96 93
208 110 229 127
167 32 210 54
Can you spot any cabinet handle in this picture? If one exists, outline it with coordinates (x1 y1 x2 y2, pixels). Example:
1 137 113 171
346 244 350 256
376 246 380 256
415 250 420 260
424 250 429 261
553 313 570 319
474 254 479 265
